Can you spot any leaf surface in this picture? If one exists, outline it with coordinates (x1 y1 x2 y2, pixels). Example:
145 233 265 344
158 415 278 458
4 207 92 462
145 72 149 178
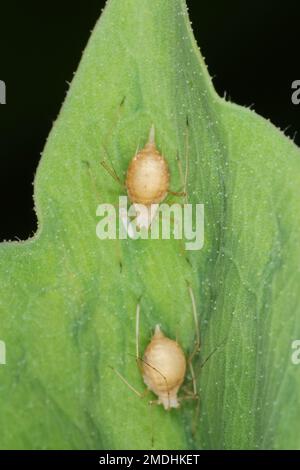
1 0 300 450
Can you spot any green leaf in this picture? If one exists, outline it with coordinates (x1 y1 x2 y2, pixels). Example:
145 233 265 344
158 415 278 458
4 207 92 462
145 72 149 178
1 0 300 450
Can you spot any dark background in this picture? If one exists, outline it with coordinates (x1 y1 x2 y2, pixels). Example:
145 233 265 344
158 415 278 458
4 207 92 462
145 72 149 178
0 0 299 241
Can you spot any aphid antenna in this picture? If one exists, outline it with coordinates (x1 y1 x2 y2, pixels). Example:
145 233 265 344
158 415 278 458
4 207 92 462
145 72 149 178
108 365 144 398
119 95 126 107
100 159 124 188
82 159 103 201
100 140 126 187
126 351 142 373
141 357 169 388
183 336 227 390
187 338 228 437
199 336 228 369
101 95 126 147
136 302 141 360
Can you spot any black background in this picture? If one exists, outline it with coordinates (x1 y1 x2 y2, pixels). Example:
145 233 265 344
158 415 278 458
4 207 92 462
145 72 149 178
0 0 299 241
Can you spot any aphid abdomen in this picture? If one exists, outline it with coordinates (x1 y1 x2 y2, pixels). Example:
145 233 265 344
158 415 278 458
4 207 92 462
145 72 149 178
142 325 186 409
126 128 170 205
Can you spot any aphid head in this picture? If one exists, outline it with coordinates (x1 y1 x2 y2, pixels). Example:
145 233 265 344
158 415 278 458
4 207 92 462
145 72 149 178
142 324 186 410
125 126 170 206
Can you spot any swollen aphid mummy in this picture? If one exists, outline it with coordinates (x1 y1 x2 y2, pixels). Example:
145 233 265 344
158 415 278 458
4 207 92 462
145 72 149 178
125 126 170 206
112 286 201 412
142 324 186 409
100 125 185 229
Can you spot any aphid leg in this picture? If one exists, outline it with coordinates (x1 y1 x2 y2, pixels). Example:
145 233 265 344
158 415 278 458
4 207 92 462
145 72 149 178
165 119 190 244
187 283 201 364
192 394 201 436
188 341 226 436
148 399 160 406
160 210 187 257
167 189 186 197
183 339 226 390
178 392 200 437
167 184 186 203
181 386 196 396
134 301 148 375
136 302 140 359
109 366 148 399
135 301 143 374
178 282 201 433
189 361 197 397
169 117 190 202
148 393 165 449
178 394 199 402
179 374 199 432
148 400 156 449
188 360 200 436
179 356 199 408
185 287 226 435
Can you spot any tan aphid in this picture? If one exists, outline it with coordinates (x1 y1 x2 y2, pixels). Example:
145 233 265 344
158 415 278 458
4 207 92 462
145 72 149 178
126 126 170 205
111 286 201 419
142 325 186 410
